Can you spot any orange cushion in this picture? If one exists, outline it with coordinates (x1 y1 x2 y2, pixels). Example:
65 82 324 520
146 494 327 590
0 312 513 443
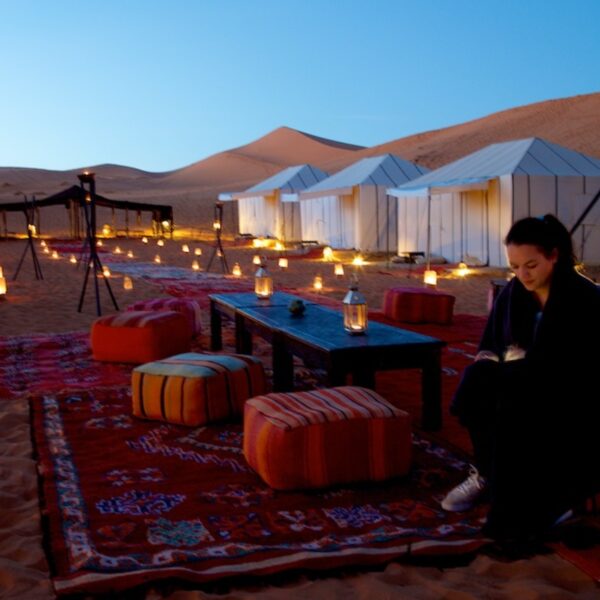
91 310 191 364
127 298 202 336
244 386 412 490
382 287 455 324
132 353 267 426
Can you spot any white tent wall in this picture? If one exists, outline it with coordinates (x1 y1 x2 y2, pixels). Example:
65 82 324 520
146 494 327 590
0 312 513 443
279 200 302 242
397 195 428 256
356 185 398 253
512 174 600 265
237 195 278 237
299 194 357 248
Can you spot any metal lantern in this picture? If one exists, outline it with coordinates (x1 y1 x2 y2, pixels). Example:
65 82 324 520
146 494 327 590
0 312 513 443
255 263 273 299
343 278 368 335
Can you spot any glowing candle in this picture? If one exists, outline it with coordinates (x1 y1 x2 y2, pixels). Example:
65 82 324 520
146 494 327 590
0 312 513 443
182 244 190 253
123 276 133 290
194 248 202 256
334 263 344 278
142 236 148 243
114 246 122 254
127 250 134 258
278 257 288 270
51 250 59 259
313 274 323 291
154 254 161 264
69 254 77 264
232 262 242 277
157 239 165 247
322 246 333 261
423 270 437 287
253 254 262 265
192 260 200 271
103 267 111 278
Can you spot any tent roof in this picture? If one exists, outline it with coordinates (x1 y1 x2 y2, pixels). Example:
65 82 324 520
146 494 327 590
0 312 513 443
231 164 329 200
387 137 600 197
298 154 430 199
0 185 173 220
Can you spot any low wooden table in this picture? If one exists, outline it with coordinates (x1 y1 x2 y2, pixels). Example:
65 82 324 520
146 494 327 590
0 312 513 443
209 292 446 430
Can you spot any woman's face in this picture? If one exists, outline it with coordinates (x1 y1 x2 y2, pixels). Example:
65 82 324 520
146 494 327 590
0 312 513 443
506 243 558 295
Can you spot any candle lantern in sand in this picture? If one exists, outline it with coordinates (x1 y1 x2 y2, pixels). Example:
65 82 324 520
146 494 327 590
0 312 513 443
51 250 59 259
351 254 365 267
97 240 103 247
278 257 288 270
123 276 133 291
192 260 200 271
182 244 190 253
0 275 7 298
232 262 242 277
194 248 202 256
255 262 273 299
423 269 437 287
313 274 323 292
154 254 161 264
69 255 77 264
157 239 165 247
334 263 344 278
43 246 50 255
114 246 122 254
456 262 469 278
252 254 262 266
0 266 3 277
343 276 368 335
142 236 148 244
40 240 47 248
102 267 111 278
127 250 134 258
322 246 334 261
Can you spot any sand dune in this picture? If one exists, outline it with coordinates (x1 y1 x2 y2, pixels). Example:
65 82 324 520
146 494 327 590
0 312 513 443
1 92 600 236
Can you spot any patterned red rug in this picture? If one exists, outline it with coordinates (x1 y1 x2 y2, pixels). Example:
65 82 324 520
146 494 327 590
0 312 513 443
31 386 487 596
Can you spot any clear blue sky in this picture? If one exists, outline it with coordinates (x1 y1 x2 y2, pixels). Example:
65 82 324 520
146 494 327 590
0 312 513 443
1 0 598 172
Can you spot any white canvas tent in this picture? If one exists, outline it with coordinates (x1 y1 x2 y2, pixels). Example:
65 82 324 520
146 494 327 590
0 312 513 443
230 165 328 241
297 154 429 251
387 138 600 267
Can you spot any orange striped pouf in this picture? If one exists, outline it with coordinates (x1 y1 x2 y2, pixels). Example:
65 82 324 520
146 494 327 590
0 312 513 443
244 386 412 490
382 287 455 324
132 353 267 426
127 298 203 336
91 310 192 364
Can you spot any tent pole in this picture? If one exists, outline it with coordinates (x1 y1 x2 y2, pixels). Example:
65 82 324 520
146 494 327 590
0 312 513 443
426 193 431 271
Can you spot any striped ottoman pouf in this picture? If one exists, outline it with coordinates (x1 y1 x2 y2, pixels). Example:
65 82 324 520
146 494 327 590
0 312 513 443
244 386 412 490
132 353 267 426
127 297 202 336
382 286 455 325
91 310 192 364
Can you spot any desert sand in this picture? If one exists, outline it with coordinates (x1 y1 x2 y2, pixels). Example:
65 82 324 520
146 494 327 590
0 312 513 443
0 236 598 599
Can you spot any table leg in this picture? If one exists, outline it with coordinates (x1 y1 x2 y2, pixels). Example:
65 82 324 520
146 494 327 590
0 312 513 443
234 314 253 354
352 369 376 389
210 300 222 351
272 333 294 391
421 348 442 431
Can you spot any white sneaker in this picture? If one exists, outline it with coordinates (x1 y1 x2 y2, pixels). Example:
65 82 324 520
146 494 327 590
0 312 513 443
441 466 487 512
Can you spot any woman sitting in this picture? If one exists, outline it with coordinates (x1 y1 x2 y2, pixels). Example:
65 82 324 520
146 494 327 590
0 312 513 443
442 214 600 541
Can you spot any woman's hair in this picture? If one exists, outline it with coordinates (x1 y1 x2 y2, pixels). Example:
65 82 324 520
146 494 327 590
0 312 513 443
504 214 576 270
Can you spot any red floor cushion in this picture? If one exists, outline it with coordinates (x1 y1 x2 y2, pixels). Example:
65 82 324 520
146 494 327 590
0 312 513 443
127 297 202 336
91 310 191 364
244 386 412 490
382 286 455 324
132 353 267 426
